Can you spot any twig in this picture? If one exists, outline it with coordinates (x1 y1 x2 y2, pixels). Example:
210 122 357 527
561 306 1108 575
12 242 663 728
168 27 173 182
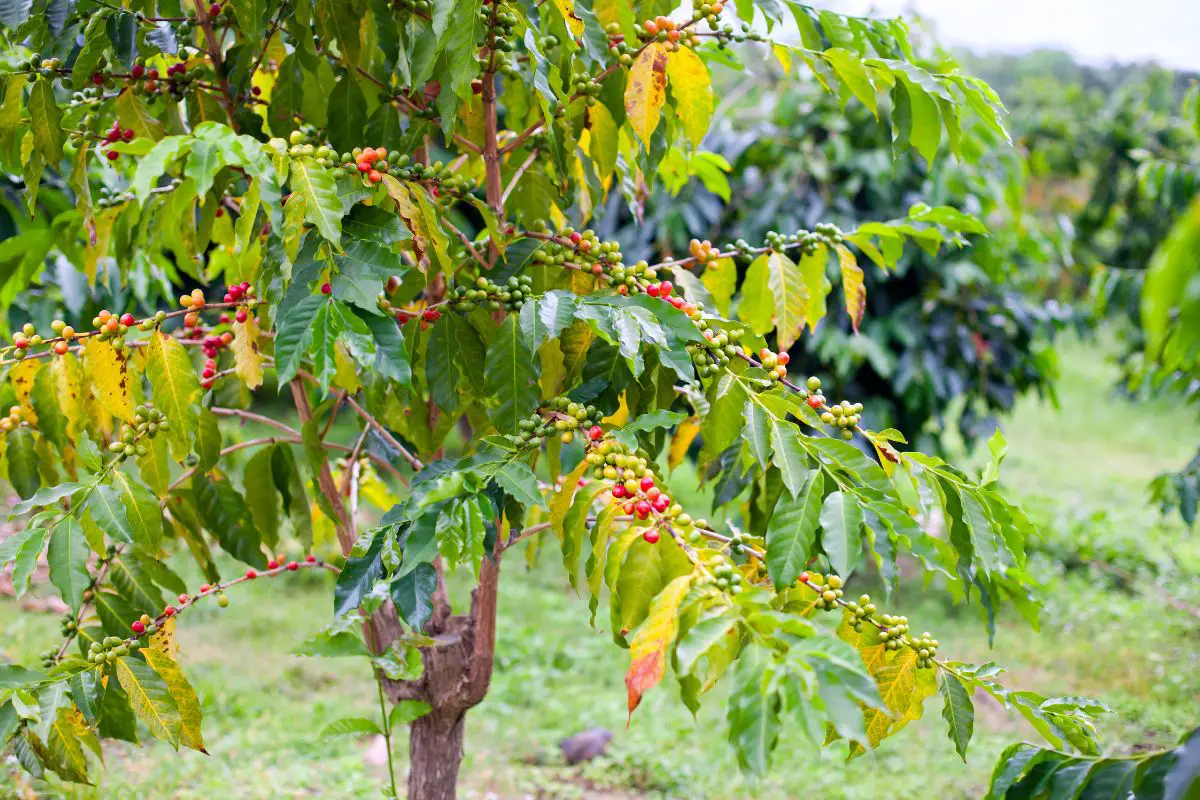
501 148 540 206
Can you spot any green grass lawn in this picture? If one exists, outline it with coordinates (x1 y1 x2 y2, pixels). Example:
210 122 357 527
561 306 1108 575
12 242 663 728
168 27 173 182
3 335 1199 798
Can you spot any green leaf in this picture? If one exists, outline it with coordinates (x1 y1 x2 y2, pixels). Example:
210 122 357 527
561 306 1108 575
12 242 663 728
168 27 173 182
939 671 974 761
819 490 863 577
315 0 363 67
320 717 382 738
27 79 63 163
274 294 327 383
389 700 432 726
115 656 182 747
115 89 164 142
291 158 343 245
483 316 540 434
327 72 368 153
144 331 201 460
30 367 68 452
47 517 90 612
0 664 46 689
823 48 877 115
190 474 263 567
765 470 824 589
131 136 189 205
6 426 40 499
768 418 809 498
743 400 771 467
391 561 436 630
110 469 163 552
738 255 774 336
142 648 206 752
85 483 134 544
243 446 281 549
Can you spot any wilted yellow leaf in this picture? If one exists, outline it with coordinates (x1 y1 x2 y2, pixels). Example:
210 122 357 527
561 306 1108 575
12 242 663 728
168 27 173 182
626 573 694 716
625 43 669 147
84 336 135 422
837 244 866 333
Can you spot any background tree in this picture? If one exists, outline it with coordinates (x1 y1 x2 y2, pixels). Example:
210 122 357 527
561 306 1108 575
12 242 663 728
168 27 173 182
0 2 1195 799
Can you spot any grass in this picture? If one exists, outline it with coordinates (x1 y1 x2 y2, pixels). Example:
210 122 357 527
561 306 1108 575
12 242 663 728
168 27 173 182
3 335 1199 798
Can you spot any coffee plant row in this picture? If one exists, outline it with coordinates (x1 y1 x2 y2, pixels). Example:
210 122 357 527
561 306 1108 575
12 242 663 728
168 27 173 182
0 0 1195 797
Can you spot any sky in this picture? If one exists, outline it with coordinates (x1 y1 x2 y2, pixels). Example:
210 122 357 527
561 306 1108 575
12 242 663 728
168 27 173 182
831 0 1200 71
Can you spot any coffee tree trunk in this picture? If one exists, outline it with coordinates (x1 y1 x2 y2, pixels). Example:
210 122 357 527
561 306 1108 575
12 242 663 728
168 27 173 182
408 711 468 800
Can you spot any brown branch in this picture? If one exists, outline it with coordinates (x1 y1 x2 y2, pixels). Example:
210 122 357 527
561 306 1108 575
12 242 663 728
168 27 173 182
289 377 353 548
297 375 424 471
442 218 487 270
500 148 540 207
195 3 238 129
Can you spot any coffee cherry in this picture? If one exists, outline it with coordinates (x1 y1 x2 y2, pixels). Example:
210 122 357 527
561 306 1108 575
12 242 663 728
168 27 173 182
320 282 332 295
287 561 299 571
131 620 145 634
245 569 257 579
305 554 317 563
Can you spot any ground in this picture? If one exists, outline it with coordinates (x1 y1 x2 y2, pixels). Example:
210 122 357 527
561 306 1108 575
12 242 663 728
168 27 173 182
2 335 1198 798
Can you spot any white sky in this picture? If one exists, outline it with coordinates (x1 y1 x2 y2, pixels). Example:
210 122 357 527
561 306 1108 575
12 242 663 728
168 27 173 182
831 0 1200 71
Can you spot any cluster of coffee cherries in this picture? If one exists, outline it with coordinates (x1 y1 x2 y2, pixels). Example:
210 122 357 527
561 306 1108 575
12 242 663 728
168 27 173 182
688 238 720 267
86 636 133 666
820 400 864 432
602 23 634 66
569 68 604 105
585 440 685 541
843 593 879 632
107 405 168 461
801 571 844 610
531 227 624 273
450 274 536 313
512 396 605 448
710 561 744 594
374 293 443 328
760 223 846 259
392 0 433 16
688 321 745 378
136 59 198 101
690 1 727 27
0 406 26 433
97 120 137 162
757 348 790 382
283 128 342 168
875 612 911 648
19 53 62 81
479 0 520 67
88 309 150 352
909 632 939 668
635 16 693 51
10 322 48 357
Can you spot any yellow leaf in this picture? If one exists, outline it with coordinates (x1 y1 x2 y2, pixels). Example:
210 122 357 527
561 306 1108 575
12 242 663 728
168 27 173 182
837 244 866 333
231 313 265 389
550 0 583 36
666 47 713 148
50 353 85 440
624 43 670 147
604 392 630 426
550 459 590 539
141 647 207 753
587 103 619 181
115 655 182 747
668 417 701 471
143 330 201 459
9 359 41 421
149 615 178 659
836 614 938 753
798 248 832 334
84 337 135 422
700 257 737 316
625 573 695 715
767 250 809 350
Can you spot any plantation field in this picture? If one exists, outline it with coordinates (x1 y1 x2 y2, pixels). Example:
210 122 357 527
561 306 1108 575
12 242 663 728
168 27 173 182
3 335 1198 799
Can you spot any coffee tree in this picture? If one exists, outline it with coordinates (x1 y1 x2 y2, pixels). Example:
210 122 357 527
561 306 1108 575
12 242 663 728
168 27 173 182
0 1 1193 798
